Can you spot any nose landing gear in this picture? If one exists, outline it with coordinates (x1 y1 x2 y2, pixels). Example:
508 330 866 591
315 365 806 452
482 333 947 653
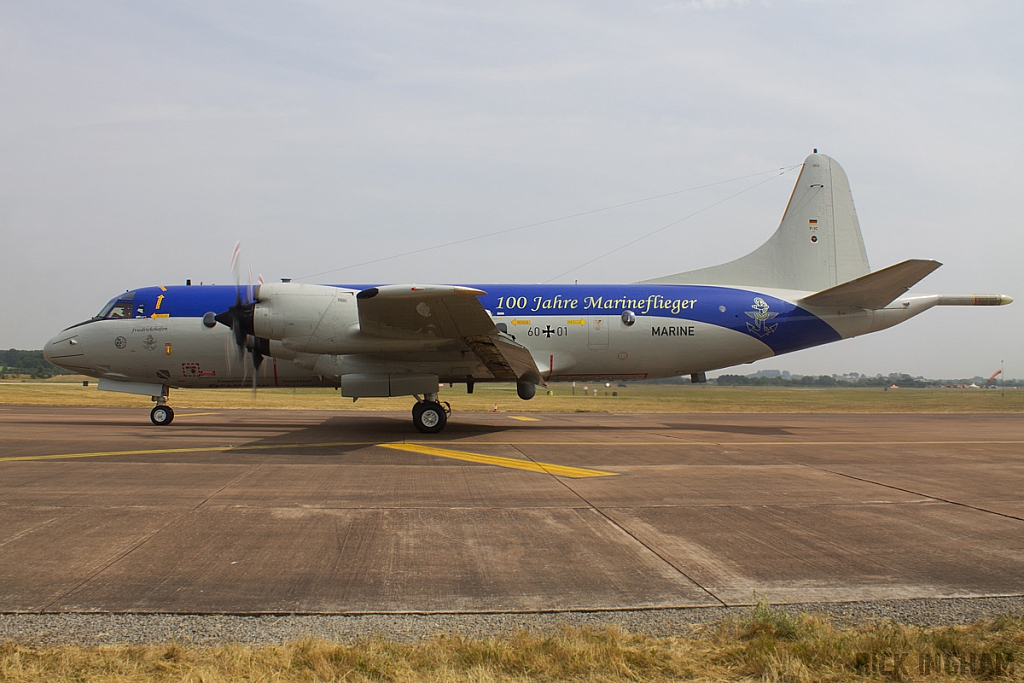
150 404 174 425
150 392 174 425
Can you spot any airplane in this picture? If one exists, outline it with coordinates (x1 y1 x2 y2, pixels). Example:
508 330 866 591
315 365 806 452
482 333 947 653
43 152 1012 433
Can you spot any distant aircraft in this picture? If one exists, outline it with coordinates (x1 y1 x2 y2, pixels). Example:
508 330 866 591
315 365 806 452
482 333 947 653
44 153 1011 432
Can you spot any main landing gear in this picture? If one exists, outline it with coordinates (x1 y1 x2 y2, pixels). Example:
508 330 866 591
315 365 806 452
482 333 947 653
412 393 451 434
150 394 174 426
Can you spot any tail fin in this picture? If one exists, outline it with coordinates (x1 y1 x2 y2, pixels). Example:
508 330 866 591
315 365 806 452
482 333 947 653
641 153 871 291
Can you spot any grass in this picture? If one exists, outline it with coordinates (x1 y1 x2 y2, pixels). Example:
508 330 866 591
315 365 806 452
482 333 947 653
3 603 1022 682
1 377 1023 413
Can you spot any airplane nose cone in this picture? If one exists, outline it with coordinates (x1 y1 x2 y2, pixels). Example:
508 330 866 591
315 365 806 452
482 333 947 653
43 331 84 370
42 335 58 363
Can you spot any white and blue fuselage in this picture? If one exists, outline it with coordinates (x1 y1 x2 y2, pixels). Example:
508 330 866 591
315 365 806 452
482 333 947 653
42 153 1011 431
44 281 932 390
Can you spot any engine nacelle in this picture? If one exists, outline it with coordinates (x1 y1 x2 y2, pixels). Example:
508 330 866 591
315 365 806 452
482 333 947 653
253 283 356 352
252 283 454 355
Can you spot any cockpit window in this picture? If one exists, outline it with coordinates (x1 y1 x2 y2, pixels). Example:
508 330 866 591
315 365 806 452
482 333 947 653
96 291 138 319
96 299 117 318
103 301 134 319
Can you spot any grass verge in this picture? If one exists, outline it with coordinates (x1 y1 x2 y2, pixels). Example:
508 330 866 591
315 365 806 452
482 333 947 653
1 380 1023 413
3 603 1023 682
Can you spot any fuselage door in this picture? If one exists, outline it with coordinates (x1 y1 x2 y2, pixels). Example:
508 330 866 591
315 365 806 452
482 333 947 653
588 316 609 350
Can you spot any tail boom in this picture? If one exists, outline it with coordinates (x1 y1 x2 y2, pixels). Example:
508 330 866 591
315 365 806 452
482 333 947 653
937 295 1013 306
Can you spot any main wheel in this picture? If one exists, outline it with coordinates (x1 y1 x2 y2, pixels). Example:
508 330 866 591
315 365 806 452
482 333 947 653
150 405 174 426
412 401 447 434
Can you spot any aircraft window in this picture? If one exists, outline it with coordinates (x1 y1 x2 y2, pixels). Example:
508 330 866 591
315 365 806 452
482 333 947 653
105 301 134 319
95 299 117 318
96 291 137 319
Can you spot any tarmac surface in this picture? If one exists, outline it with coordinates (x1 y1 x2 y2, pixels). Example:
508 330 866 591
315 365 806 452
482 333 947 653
2 406 1023 615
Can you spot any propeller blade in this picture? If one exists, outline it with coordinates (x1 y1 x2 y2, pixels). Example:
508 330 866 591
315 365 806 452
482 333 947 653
223 241 268 397
248 336 268 371
230 241 242 282
223 333 235 376
251 351 258 400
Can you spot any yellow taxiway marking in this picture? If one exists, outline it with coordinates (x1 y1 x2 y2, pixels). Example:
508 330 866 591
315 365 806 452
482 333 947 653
0 441 377 463
508 416 539 422
380 443 615 478
3 439 1023 464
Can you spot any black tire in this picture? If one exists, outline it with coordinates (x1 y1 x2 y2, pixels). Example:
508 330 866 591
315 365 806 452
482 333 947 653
412 401 447 434
150 405 174 426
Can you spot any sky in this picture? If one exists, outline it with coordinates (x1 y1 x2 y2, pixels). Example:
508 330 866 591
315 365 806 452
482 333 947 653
2 0 1021 378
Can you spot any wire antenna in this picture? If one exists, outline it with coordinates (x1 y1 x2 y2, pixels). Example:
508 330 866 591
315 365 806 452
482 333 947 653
544 166 800 283
295 165 797 281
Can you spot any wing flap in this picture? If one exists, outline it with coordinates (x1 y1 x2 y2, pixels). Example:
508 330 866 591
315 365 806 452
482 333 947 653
799 259 941 309
464 334 543 383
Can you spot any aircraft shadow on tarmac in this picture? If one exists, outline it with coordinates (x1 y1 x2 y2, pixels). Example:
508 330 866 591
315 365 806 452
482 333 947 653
259 415 797 438
38 411 794 440
220 414 798 458
655 422 796 435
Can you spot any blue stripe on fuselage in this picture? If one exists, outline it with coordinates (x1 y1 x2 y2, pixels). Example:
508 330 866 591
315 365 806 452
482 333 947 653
125 285 240 321
469 284 840 355
116 283 840 356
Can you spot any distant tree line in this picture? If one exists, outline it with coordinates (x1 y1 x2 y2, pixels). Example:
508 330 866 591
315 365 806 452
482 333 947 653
0 349 74 378
713 373 1019 388
715 373 920 387
2 347 1020 386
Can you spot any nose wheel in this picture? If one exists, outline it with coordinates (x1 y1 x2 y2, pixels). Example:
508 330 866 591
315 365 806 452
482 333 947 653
412 399 449 434
150 405 175 426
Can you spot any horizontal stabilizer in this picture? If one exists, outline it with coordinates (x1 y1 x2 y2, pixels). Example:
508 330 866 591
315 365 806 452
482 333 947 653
799 259 942 309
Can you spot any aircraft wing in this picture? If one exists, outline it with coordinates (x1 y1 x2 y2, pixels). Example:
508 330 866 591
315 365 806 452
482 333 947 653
798 259 942 309
356 285 494 338
355 285 541 382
